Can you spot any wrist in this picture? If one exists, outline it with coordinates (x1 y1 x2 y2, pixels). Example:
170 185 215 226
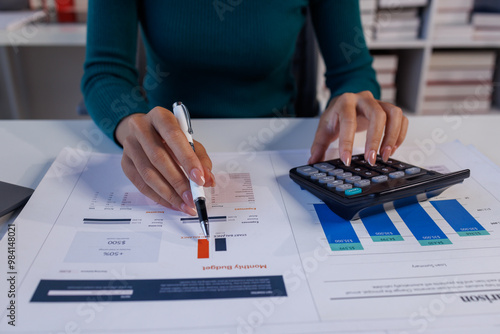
115 114 136 147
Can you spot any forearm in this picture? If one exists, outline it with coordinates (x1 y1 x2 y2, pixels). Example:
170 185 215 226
81 0 148 144
310 0 380 102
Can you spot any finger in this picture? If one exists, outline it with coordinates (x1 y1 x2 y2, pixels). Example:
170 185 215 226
121 154 179 212
308 111 340 164
393 115 409 155
123 135 197 215
194 140 216 187
150 107 206 186
160 141 198 207
167 139 215 188
378 101 403 162
356 93 387 166
128 115 195 210
336 93 359 166
203 166 216 187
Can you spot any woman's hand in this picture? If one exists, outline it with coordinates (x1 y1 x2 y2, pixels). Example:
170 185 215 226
115 106 215 215
309 91 408 166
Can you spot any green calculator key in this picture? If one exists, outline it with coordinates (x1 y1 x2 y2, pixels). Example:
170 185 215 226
345 188 362 196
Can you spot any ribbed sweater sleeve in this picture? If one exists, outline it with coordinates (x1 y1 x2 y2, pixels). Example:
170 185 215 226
81 0 148 143
82 0 380 145
310 0 380 103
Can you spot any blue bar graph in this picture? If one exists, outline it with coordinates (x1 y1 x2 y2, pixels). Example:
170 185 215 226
314 204 363 251
395 202 452 246
431 200 489 237
360 207 404 242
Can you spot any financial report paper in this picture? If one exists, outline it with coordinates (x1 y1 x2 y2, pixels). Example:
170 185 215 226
1 142 500 333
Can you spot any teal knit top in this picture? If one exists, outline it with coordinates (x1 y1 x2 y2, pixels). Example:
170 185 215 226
81 0 379 142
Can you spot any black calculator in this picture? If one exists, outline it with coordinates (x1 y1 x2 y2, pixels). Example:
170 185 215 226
289 154 470 220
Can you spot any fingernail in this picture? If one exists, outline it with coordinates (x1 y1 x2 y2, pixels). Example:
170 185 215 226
341 151 351 167
190 168 205 186
382 146 392 162
308 149 318 165
367 150 376 166
211 171 217 187
181 203 197 216
204 166 216 187
391 145 398 155
182 190 194 207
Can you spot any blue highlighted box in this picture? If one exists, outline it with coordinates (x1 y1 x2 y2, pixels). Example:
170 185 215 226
360 207 404 242
314 204 363 251
430 200 489 237
395 202 452 246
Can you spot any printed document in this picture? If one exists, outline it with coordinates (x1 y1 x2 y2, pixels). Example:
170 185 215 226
1 142 499 333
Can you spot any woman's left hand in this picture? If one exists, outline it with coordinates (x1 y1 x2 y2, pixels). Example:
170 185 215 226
308 90 408 166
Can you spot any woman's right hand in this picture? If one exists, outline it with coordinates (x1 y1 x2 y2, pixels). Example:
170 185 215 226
115 106 216 215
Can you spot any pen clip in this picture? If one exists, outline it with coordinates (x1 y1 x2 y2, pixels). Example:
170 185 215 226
175 101 193 134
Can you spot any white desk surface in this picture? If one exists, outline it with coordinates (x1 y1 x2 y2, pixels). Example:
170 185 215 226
1 115 499 191
0 114 498 229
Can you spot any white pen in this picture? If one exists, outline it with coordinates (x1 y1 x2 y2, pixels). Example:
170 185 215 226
173 102 209 238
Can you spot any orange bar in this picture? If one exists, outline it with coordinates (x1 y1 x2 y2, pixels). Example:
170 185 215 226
197 239 209 259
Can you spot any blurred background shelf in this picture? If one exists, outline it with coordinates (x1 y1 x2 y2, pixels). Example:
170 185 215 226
318 0 500 116
1 0 499 120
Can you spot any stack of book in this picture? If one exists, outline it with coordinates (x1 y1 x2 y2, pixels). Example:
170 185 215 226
471 0 500 41
422 51 496 115
359 0 377 41
374 0 427 41
433 0 474 41
372 54 398 104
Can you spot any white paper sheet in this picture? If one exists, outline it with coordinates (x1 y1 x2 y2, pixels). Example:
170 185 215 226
1 143 500 333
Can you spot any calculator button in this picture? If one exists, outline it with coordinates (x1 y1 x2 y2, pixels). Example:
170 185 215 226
358 160 382 168
313 163 335 172
405 167 421 175
326 180 344 188
354 179 371 187
335 184 353 192
345 187 362 196
311 172 327 180
345 176 362 184
336 172 352 180
374 166 396 174
389 171 405 179
372 175 388 183
351 166 368 174
318 176 336 183
391 162 411 170
297 166 319 176
362 170 380 177
328 169 344 176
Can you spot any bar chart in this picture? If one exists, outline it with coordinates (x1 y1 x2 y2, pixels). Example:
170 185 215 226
315 199 490 252
430 199 490 236
314 204 364 251
359 207 404 242
195 238 229 259
394 201 452 246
